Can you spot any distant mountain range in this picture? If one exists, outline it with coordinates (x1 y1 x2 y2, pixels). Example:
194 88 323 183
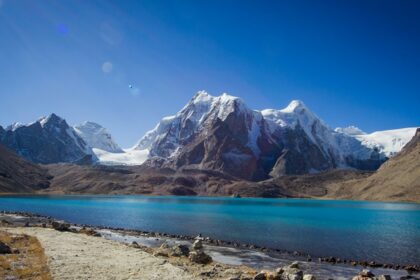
1 127 418 202
0 91 418 181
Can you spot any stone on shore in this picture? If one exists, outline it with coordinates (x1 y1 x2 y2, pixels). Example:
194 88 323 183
303 274 316 280
51 221 70 231
188 250 212 264
290 262 300 269
0 240 12 254
375 276 391 280
170 244 190 257
188 238 211 264
253 272 267 280
192 239 203 250
352 269 376 280
275 262 304 280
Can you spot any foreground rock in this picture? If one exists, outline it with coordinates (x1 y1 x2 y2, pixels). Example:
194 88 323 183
188 239 212 264
0 240 12 254
51 221 70 231
352 269 393 280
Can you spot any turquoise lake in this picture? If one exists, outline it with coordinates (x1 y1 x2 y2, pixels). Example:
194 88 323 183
0 195 419 264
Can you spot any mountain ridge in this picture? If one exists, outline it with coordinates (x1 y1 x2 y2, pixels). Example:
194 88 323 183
125 92 416 179
1 92 417 180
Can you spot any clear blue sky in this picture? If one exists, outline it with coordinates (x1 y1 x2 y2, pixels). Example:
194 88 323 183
0 0 419 148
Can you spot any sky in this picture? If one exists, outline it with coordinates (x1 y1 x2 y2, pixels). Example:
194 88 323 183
0 0 419 148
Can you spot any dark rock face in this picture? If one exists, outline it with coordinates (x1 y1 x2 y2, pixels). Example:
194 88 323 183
0 126 4 140
170 244 190 257
0 241 12 254
137 93 387 181
166 109 282 181
0 143 50 193
52 221 70 231
0 114 94 164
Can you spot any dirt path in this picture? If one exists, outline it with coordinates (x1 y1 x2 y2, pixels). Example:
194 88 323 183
5 227 197 280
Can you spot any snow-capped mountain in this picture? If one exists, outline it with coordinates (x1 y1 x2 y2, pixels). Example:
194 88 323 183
74 121 123 153
130 91 408 180
134 91 267 157
335 126 418 157
0 114 95 164
1 93 416 177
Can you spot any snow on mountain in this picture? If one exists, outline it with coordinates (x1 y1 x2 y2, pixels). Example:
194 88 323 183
3 92 414 176
5 122 24 131
134 91 215 153
262 100 326 143
0 113 96 164
133 91 260 157
93 148 148 165
74 121 123 153
352 127 418 157
129 92 412 177
335 126 366 136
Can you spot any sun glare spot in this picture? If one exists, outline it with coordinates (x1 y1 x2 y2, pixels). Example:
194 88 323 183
102 61 113 73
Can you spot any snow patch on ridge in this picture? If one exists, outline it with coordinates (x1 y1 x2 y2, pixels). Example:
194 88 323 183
335 126 366 136
93 148 149 165
353 127 417 157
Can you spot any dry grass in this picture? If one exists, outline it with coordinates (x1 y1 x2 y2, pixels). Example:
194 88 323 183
0 230 51 280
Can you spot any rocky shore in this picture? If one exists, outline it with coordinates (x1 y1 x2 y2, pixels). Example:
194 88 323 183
1 211 419 280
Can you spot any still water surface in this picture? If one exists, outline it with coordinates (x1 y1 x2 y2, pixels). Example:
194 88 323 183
0 195 419 264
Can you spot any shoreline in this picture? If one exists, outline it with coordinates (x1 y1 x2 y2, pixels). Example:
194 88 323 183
1 210 419 275
1 192 420 204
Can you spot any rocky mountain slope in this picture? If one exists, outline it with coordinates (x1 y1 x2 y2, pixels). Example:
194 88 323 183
0 92 417 184
0 114 95 164
0 133 418 202
0 144 50 193
323 128 420 202
130 92 407 180
74 121 123 153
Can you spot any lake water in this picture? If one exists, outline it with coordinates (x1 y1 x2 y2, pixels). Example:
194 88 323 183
0 195 419 265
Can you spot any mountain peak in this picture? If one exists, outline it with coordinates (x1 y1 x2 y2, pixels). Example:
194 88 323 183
74 121 123 153
5 122 24 131
281 100 308 113
190 91 241 105
192 90 213 103
79 121 103 130
39 113 65 127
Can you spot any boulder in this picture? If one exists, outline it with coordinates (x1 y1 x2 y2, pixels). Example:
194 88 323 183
192 239 203 250
170 244 190 257
280 265 303 280
160 241 170 249
0 241 12 254
352 269 376 280
303 275 316 280
131 241 142 249
153 248 169 257
253 272 267 280
188 250 212 264
290 262 300 269
375 276 391 280
266 271 282 280
52 221 70 231
360 270 375 278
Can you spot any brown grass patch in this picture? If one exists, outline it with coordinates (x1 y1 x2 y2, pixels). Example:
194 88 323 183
0 230 51 279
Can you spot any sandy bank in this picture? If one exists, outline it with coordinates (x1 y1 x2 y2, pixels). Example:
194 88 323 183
5 227 198 280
